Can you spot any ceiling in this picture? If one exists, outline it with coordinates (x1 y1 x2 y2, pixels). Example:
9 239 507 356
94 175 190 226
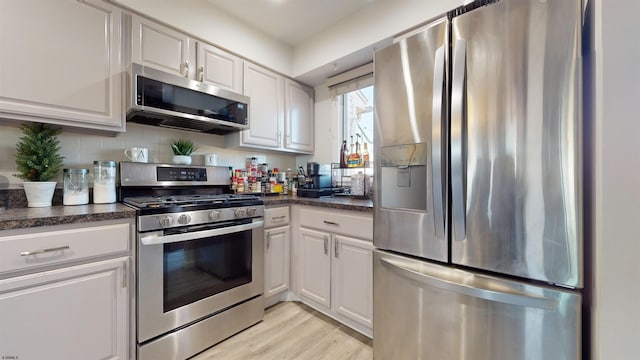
206 0 375 47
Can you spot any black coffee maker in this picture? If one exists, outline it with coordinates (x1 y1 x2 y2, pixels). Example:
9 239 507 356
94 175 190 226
298 162 332 197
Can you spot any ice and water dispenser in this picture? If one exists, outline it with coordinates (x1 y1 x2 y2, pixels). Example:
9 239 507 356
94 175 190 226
379 142 429 212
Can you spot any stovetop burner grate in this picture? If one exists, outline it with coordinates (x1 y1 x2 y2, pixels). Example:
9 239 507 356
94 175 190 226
123 193 262 209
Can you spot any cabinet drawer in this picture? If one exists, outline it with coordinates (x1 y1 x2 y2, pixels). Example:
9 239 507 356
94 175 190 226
299 207 372 240
264 206 289 228
0 223 130 275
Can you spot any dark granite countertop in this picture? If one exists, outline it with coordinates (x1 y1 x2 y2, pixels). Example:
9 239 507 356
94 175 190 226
0 203 136 231
0 191 371 231
263 194 373 213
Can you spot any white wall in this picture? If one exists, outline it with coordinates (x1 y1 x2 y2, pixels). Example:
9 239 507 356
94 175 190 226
591 0 640 358
0 123 296 188
293 0 454 79
295 84 341 167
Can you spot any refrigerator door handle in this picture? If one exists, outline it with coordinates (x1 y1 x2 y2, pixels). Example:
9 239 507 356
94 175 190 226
431 45 446 243
451 38 467 242
379 257 559 310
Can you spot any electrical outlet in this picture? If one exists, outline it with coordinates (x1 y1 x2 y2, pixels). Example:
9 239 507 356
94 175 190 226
252 154 266 164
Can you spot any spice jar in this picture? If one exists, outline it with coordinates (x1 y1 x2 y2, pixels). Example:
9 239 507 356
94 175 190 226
63 168 89 205
93 160 116 204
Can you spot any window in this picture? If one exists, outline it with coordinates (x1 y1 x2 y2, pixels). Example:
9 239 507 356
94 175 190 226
327 63 374 170
342 85 374 166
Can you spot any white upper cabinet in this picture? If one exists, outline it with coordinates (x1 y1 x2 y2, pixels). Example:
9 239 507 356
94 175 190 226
285 79 314 153
197 42 243 93
0 0 124 132
131 15 243 93
131 15 195 78
226 62 314 154
240 62 285 148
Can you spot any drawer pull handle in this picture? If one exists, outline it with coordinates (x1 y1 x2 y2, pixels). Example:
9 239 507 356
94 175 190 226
272 216 286 222
323 220 339 226
20 245 70 257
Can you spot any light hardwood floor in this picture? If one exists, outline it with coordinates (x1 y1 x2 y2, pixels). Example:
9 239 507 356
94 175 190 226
192 301 373 360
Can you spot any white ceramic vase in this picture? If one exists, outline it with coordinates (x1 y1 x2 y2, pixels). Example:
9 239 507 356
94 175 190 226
172 155 192 165
23 181 56 207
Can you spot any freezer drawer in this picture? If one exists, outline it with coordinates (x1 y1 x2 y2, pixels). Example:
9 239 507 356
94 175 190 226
373 249 581 360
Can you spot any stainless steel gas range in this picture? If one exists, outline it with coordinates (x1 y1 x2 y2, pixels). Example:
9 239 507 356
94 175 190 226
119 162 265 360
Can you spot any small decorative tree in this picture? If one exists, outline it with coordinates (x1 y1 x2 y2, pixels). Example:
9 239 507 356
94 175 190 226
15 123 64 182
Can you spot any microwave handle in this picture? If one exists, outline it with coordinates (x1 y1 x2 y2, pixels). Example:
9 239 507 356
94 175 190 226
140 220 264 245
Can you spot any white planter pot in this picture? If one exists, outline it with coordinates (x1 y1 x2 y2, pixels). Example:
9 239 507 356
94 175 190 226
172 155 192 165
23 181 56 207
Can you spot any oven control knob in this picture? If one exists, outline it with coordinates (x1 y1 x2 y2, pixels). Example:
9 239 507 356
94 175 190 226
208 210 221 221
159 216 173 227
178 214 191 225
247 207 257 216
234 208 246 218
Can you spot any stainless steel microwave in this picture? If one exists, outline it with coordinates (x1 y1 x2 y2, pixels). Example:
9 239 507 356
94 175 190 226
127 63 250 134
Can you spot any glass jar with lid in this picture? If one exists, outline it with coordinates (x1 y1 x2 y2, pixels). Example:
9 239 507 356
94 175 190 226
63 168 89 205
93 160 116 204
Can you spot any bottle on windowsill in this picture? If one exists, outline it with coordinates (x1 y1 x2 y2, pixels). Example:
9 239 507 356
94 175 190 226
347 135 361 167
362 142 370 168
340 140 349 168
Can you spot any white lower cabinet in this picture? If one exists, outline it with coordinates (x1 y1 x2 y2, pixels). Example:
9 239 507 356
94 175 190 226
265 225 290 298
295 206 373 336
0 220 132 360
299 228 332 307
332 234 373 329
0 257 129 360
264 206 291 305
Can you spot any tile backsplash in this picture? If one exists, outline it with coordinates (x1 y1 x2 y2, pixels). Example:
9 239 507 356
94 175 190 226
0 122 297 188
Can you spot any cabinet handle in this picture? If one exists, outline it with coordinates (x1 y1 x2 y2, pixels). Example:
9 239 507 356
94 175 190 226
334 238 339 258
266 234 271 250
272 215 286 223
184 60 190 78
323 220 339 226
122 261 127 288
198 65 204 81
20 245 70 257
323 236 328 255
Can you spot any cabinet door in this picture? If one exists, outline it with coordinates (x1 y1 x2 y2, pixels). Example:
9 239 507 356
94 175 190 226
264 225 290 298
131 15 195 78
285 79 314 153
197 42 243 93
333 235 373 328
241 62 284 148
0 0 123 130
0 257 130 360
299 227 331 308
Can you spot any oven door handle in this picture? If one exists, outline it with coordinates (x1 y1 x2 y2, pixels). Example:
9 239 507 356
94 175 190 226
140 220 265 245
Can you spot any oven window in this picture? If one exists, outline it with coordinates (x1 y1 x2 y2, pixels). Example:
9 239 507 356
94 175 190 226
163 229 252 312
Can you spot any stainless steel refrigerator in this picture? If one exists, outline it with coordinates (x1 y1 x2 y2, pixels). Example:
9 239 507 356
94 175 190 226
373 0 583 359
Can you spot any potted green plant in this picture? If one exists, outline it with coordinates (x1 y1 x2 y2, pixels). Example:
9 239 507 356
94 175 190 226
170 139 198 165
14 123 65 207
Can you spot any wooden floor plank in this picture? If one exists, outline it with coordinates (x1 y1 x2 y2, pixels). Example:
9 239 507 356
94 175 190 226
191 301 372 360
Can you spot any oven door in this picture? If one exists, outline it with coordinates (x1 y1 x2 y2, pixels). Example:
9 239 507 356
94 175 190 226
137 217 264 343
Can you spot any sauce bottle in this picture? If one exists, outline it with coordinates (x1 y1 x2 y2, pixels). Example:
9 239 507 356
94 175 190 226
340 140 349 168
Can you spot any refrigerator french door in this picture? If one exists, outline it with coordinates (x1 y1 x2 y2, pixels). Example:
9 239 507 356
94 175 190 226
373 0 583 359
